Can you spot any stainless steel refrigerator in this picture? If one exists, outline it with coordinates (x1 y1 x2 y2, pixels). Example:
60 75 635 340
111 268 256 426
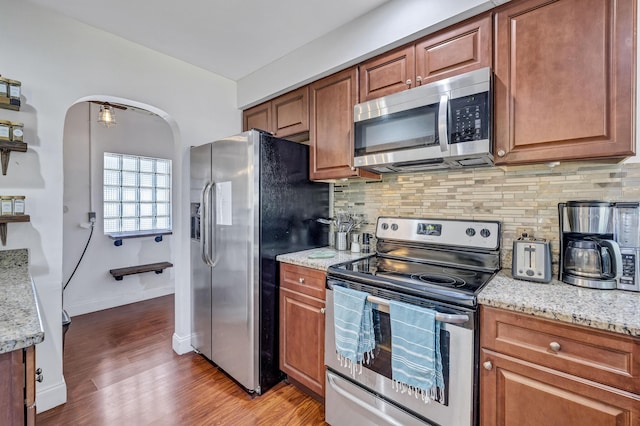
190 129 329 394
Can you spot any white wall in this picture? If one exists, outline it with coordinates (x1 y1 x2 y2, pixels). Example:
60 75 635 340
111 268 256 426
237 0 502 108
62 103 175 316
0 0 239 412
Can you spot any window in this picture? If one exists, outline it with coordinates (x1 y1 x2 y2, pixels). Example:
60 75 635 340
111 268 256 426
103 153 172 234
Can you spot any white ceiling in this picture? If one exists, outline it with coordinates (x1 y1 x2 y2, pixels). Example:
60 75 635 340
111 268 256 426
24 0 390 81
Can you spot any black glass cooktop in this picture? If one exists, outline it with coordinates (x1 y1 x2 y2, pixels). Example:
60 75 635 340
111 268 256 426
328 256 496 306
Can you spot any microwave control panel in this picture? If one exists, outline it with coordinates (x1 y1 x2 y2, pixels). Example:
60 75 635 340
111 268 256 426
450 92 489 144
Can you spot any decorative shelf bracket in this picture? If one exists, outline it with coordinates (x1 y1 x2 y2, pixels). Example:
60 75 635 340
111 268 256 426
0 141 28 176
109 262 173 281
0 215 31 246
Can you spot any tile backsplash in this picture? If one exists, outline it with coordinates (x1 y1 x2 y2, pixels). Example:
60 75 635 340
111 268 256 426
334 160 640 270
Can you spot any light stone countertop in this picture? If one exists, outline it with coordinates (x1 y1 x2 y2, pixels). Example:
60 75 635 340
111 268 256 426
276 247 373 271
0 249 45 354
277 247 640 338
479 271 640 337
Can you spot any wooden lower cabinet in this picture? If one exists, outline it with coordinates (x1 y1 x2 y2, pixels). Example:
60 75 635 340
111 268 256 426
279 263 326 397
0 345 37 426
481 349 639 425
480 306 640 425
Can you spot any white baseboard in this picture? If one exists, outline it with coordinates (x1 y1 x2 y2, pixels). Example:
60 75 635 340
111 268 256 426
64 287 175 316
36 379 67 413
172 332 193 355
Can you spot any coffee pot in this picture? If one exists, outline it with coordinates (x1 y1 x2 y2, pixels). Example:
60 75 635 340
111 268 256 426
563 238 621 279
558 201 623 289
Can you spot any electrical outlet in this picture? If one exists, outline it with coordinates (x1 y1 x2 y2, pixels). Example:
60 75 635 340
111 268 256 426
88 212 96 223
516 228 533 239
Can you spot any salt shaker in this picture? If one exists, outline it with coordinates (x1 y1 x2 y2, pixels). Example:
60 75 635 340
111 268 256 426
351 233 360 253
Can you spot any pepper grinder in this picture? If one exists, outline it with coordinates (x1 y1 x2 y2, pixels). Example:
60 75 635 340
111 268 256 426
351 233 361 253
361 233 372 253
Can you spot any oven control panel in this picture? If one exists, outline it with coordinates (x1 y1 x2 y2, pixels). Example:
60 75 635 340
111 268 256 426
376 217 500 250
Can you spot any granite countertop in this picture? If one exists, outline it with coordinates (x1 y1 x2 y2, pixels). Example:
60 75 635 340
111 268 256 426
479 271 640 337
276 246 373 271
0 249 45 354
278 247 640 338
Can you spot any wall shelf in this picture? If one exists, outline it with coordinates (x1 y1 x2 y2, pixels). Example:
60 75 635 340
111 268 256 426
109 262 173 281
0 215 30 246
106 230 172 246
0 99 20 111
0 141 28 176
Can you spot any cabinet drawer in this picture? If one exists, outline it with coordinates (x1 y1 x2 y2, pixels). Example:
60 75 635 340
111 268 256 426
280 263 326 299
481 306 640 394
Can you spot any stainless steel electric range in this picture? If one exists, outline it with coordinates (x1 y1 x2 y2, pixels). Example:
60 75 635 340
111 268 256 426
325 216 501 426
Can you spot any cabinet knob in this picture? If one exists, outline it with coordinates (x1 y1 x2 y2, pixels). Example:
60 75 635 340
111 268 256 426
497 149 506 157
298 277 305 284
405 79 412 87
320 308 325 314
483 361 493 371
36 374 44 383
549 341 561 352
416 76 423 85
35 368 42 375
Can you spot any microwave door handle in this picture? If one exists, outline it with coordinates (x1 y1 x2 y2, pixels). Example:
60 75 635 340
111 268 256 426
366 294 469 324
438 94 449 152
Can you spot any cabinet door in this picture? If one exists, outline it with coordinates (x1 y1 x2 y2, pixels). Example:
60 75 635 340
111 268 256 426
415 14 491 86
25 346 36 426
272 86 309 138
279 287 325 396
480 349 640 426
309 67 359 180
0 350 25 425
242 102 271 133
359 45 415 102
493 0 636 165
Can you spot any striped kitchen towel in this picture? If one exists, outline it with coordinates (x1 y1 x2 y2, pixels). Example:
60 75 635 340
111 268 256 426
333 285 375 376
389 300 444 403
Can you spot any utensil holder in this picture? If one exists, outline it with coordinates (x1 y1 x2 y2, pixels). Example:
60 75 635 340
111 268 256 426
336 231 348 251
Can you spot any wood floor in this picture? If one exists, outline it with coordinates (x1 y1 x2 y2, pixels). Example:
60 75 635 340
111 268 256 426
37 295 327 426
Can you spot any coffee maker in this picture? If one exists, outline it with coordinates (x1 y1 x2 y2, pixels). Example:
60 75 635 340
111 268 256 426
615 202 640 292
558 201 622 289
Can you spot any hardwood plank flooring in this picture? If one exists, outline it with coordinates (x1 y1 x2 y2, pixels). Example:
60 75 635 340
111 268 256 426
37 295 327 426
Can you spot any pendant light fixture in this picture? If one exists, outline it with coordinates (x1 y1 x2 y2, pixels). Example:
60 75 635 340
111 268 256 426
98 103 117 127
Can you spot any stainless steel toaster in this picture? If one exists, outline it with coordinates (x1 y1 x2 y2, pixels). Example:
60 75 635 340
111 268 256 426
512 236 552 283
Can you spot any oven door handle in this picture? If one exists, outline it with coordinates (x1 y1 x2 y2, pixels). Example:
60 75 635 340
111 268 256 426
366 294 469 324
327 373 405 426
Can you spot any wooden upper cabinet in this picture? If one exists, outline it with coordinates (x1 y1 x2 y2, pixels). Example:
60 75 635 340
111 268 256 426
493 0 636 165
242 87 309 139
359 13 491 102
309 67 379 180
415 14 491 86
242 102 271 133
359 45 415 102
271 86 309 138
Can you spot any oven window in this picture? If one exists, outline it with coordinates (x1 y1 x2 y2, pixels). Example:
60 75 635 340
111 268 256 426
364 307 451 405
354 103 439 156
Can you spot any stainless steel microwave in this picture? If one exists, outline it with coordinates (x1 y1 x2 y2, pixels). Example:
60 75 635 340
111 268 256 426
353 67 493 173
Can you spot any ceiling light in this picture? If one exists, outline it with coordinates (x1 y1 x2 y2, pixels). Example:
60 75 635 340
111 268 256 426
98 104 117 127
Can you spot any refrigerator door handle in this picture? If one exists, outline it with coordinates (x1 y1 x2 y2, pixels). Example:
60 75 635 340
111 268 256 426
201 182 215 267
210 182 219 267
